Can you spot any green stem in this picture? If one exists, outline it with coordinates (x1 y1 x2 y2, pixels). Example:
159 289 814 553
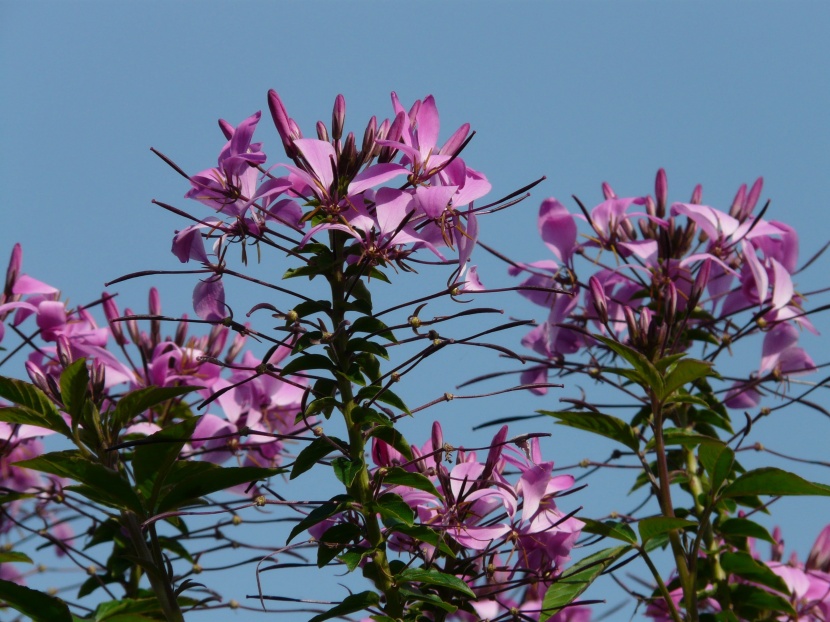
640 547 684 622
123 512 185 622
327 231 402 617
652 395 696 621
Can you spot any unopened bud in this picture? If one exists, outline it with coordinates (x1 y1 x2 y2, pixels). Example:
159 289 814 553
149 287 162 346
360 115 377 165
174 315 189 347
102 294 127 345
217 118 234 140
56 335 73 368
588 276 608 325
378 111 405 163
341 131 357 174
771 526 785 562
623 306 639 342
90 359 106 401
601 181 617 200
268 89 299 159
331 94 346 142
744 177 763 218
206 324 228 358
689 259 712 309
123 308 141 345
655 168 668 217
25 361 52 397
729 183 747 218
639 307 653 338
226 327 248 364
4 243 22 296
690 184 703 205
316 120 329 143
664 281 678 326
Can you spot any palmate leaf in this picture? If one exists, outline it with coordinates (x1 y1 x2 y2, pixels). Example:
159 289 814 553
541 546 631 617
397 567 476 598
307 591 379 622
0 579 72 622
541 410 640 452
15 450 144 513
156 464 282 513
721 467 830 499
110 385 199 433
0 376 71 438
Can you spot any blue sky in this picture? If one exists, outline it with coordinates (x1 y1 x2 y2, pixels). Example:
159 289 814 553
2 1 830 618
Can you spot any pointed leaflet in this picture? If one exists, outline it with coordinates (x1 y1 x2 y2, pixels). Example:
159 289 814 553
638 517 697 545
307 591 379 622
0 376 71 437
132 417 198 510
0 579 72 622
580 518 637 544
396 567 476 598
156 464 282 513
716 518 775 544
722 467 830 498
541 546 631 616
288 495 352 543
593 335 664 396
660 358 714 400
15 450 143 513
59 358 90 424
110 385 199 433
380 467 442 499
291 436 347 479
541 410 639 452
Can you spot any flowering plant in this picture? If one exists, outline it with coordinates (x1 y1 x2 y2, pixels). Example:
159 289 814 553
0 90 827 622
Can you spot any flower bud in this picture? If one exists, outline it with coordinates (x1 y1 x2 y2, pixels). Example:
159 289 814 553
690 183 702 205
226 327 248 364
771 526 785 562
689 259 712 309
123 308 141 346
588 276 608 325
655 168 668 217
25 361 53 398
623 305 639 343
639 307 653 341
206 324 228 358
664 281 678 327
807 525 830 572
217 118 234 140
4 243 22 297
729 183 747 218
56 335 73 368
90 359 106 402
267 89 299 159
378 111 405 163
430 421 444 469
174 315 189 347
331 94 346 142
602 181 617 200
149 288 161 347
744 177 763 218
102 294 127 345
315 120 329 143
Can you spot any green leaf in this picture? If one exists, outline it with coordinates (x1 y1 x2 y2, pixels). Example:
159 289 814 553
645 428 722 450
0 551 32 564
331 457 362 487
349 316 396 342
281 353 336 376
376 493 415 527
541 546 631 616
698 442 735 493
348 338 389 359
380 467 442 499
368 425 413 461
157 465 281 513
0 376 71 437
16 451 143 513
0 579 72 622
317 522 361 567
540 410 639 452
290 437 345 480
388 525 456 557
396 567 476 598
661 358 713 399
291 299 332 318
638 517 697 544
59 358 90 421
287 495 351 543
133 418 198 510
304 396 340 418
356 385 410 414
716 518 775 544
397 588 458 613
722 467 830 499
308 591 379 622
353 352 381 383
593 335 664 396
730 583 796 617
110 385 198 433
580 518 637 544
93 598 163 621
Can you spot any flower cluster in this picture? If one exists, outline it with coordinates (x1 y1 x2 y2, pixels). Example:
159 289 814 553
172 91 492 321
512 170 816 408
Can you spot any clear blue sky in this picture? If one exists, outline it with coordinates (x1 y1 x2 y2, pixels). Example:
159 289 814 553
2 2 830 619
